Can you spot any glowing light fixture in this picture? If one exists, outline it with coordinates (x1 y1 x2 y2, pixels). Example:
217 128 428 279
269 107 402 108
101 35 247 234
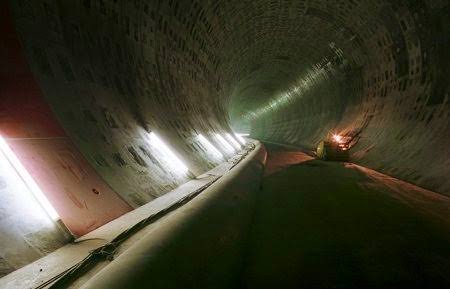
215 133 235 153
0 135 60 220
225 133 242 150
234 133 247 144
332 134 343 143
197 134 223 159
148 132 189 175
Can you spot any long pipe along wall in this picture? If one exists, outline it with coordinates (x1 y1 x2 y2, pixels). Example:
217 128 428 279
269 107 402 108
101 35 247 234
0 0 449 280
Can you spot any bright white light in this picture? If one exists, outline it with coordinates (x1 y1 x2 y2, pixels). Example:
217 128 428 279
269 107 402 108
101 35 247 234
225 133 242 150
215 133 235 153
332 134 343 143
197 134 224 160
235 133 247 144
0 135 60 220
148 132 189 175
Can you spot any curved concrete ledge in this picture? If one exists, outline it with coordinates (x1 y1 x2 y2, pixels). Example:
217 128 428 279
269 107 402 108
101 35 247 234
0 142 264 289
79 142 267 289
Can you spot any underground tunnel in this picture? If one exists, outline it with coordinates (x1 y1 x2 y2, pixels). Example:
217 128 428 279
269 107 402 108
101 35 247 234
0 0 449 288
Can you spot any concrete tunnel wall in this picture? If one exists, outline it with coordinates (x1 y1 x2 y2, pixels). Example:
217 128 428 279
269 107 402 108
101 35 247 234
0 0 448 279
242 1 449 194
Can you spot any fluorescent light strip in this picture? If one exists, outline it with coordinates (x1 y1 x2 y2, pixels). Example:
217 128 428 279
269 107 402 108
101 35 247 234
225 133 242 150
197 134 224 159
148 132 188 174
0 135 60 220
234 133 247 144
215 133 235 153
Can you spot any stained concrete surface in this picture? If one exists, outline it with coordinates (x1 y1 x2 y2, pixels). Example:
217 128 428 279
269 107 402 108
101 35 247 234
239 143 450 289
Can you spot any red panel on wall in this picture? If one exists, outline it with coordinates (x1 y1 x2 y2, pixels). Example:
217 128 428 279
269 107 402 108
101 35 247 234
8 139 132 236
0 2 65 138
0 2 132 236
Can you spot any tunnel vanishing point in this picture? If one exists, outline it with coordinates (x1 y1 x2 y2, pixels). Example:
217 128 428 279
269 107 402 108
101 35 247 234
0 0 449 288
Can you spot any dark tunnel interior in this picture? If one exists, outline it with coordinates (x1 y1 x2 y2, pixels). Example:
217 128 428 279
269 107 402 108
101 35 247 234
0 0 449 287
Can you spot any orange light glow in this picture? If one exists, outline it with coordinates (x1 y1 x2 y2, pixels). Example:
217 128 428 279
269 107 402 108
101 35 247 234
332 134 343 143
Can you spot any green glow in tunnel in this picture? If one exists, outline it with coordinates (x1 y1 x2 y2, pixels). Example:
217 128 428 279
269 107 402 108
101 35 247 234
243 63 329 121
242 42 347 122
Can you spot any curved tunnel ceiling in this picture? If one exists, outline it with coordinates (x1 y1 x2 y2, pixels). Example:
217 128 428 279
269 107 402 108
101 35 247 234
8 0 450 205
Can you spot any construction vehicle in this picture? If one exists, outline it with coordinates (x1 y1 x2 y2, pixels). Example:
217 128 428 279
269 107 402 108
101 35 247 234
316 133 349 161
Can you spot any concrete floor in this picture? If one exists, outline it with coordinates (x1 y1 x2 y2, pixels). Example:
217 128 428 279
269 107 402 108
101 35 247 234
239 144 450 289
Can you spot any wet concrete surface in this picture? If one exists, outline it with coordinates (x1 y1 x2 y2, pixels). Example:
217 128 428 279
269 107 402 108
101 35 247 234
239 143 450 289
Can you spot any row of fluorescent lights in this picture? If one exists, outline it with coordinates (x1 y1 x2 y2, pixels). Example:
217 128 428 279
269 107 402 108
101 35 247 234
0 132 247 223
149 132 247 174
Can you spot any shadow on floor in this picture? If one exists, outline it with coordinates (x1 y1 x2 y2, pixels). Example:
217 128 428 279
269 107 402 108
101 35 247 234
238 145 450 289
